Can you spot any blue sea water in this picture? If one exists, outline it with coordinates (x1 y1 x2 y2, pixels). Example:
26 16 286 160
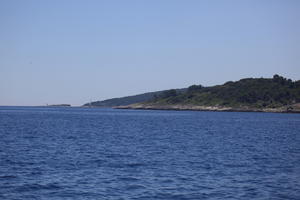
0 106 300 200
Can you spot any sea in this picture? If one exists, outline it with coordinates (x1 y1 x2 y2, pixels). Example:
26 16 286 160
0 106 300 200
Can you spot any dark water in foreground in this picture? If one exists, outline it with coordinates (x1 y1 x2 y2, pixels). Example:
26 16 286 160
0 107 300 200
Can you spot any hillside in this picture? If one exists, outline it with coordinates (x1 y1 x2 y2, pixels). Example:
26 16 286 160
83 89 186 107
117 75 300 113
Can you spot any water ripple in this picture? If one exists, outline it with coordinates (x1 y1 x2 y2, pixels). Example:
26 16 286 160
0 107 300 199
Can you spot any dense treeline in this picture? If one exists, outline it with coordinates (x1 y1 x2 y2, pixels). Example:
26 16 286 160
151 75 300 108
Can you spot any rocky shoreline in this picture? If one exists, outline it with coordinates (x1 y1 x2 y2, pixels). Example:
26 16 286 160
115 103 300 113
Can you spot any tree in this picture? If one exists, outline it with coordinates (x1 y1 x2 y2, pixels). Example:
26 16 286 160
188 84 203 92
273 74 287 85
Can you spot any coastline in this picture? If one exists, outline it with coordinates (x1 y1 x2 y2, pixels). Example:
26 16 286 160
115 103 300 113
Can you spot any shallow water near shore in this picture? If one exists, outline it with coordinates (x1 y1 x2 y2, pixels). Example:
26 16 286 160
1 106 300 199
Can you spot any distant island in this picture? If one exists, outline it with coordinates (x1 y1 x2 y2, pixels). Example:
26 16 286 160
84 75 300 113
47 104 71 107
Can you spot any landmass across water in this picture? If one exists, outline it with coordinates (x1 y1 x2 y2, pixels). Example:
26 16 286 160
47 104 71 107
85 75 300 113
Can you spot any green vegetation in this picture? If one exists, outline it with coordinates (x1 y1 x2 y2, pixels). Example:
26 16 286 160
84 75 299 110
149 75 300 108
83 89 186 107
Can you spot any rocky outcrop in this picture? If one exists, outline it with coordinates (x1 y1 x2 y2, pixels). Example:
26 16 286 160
115 103 300 113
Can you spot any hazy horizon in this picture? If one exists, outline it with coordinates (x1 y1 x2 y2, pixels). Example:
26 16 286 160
0 74 299 107
1 0 300 106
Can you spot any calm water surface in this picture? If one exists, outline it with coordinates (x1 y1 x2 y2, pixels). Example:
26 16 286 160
0 107 300 200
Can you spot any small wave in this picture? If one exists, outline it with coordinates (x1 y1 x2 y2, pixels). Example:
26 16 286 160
126 163 146 168
106 162 146 169
125 184 146 190
118 177 139 182
91 159 105 166
159 179 174 184
0 175 17 179
16 183 62 192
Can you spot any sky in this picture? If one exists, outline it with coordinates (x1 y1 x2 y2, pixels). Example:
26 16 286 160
0 0 299 106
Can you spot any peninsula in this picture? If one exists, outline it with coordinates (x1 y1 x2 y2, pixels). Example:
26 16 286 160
117 75 300 113
85 75 300 113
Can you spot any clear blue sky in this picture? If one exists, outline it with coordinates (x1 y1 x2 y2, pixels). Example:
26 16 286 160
1 0 299 106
